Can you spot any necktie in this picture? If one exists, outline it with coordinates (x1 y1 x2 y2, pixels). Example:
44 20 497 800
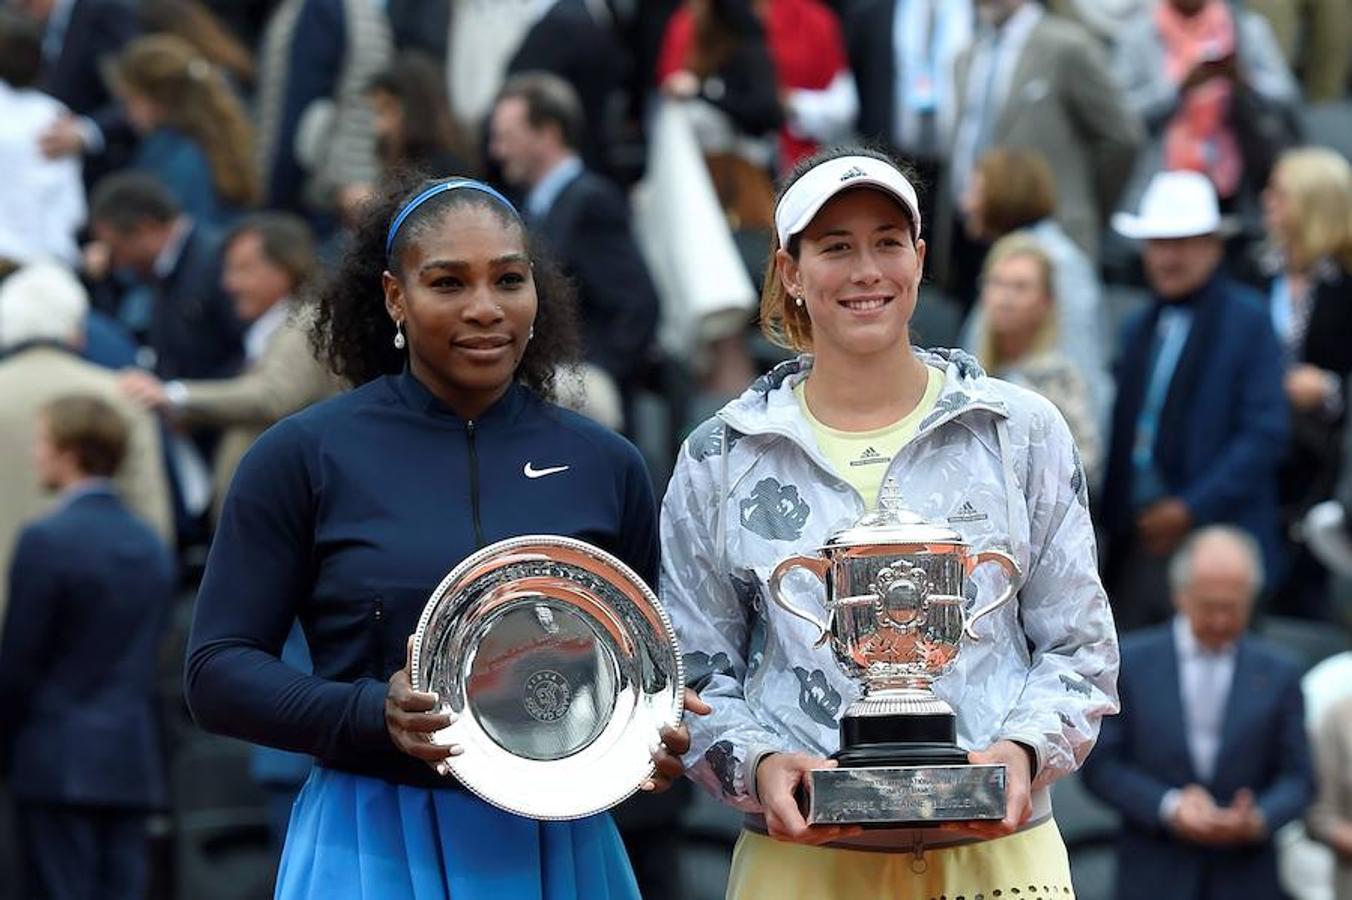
1189 651 1227 783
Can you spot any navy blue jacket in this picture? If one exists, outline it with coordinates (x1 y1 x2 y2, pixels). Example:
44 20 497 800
264 0 345 212
38 0 140 181
150 221 245 382
0 485 176 809
1081 624 1314 900
184 372 658 789
506 0 622 173
1102 274 1290 574
535 170 661 387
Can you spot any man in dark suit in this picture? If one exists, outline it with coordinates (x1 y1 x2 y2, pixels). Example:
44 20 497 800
88 171 245 382
0 393 176 900
505 0 623 174
489 72 660 426
1082 525 1314 900
1101 170 1289 631
948 0 1140 260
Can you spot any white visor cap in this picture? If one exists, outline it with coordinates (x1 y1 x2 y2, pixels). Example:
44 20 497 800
774 155 922 248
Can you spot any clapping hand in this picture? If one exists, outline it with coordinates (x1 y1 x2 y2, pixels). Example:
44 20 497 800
386 637 458 774
661 70 700 99
38 115 86 159
1181 52 1238 92
1170 785 1265 846
1136 498 1193 556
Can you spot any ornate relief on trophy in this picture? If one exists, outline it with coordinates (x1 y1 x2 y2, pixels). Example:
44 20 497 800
770 480 1022 825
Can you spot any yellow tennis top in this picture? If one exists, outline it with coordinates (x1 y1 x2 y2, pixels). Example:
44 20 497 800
795 366 944 508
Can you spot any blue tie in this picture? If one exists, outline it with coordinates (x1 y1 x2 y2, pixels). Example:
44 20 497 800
1131 307 1193 508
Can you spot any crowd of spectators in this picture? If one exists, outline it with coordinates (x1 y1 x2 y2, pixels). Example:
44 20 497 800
0 0 1351 898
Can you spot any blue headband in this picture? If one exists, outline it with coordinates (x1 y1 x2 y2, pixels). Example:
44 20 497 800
384 179 522 262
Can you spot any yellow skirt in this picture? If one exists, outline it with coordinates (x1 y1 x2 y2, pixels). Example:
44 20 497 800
726 820 1074 900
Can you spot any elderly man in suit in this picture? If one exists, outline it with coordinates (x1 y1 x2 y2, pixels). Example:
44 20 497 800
1082 525 1314 900
119 212 342 520
0 394 176 900
944 0 1140 281
1100 170 1289 630
489 71 659 430
0 262 171 633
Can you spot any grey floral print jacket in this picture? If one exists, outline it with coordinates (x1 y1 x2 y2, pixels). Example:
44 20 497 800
659 349 1119 825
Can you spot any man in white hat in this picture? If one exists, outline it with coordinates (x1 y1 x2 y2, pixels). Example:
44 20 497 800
1100 169 1290 631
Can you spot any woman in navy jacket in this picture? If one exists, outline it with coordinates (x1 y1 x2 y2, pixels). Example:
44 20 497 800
184 175 700 899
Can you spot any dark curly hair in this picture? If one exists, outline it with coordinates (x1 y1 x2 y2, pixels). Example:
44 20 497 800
310 171 580 399
758 144 923 352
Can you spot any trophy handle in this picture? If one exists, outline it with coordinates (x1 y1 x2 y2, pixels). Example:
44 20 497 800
963 549 1022 642
769 555 832 647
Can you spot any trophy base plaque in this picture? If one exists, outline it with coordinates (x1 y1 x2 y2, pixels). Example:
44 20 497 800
803 763 1006 825
799 708 1006 826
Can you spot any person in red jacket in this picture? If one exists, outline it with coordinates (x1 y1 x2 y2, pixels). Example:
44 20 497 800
657 0 856 172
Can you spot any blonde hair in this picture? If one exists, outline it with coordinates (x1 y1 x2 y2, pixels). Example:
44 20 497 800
109 34 259 208
1272 147 1352 272
975 232 1058 372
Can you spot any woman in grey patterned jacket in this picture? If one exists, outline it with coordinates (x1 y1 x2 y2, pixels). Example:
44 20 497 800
659 146 1119 898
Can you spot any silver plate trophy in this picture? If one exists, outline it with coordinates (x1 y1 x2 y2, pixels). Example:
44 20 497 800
770 479 1021 825
411 535 683 820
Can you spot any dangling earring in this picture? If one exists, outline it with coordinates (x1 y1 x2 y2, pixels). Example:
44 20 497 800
528 325 535 341
794 292 805 308
393 321 406 350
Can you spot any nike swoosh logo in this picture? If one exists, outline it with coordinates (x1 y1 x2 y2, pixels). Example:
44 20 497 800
523 462 570 479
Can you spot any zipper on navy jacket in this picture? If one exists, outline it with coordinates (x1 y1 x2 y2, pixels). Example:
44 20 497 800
465 420 486 548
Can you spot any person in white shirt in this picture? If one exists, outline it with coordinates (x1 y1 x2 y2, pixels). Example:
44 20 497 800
0 9 84 266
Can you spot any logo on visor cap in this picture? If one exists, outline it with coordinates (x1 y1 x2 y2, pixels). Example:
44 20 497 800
839 166 868 181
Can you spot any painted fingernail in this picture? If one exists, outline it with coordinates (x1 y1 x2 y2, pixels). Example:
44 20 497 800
435 761 450 776
448 745 464 756
641 780 656 791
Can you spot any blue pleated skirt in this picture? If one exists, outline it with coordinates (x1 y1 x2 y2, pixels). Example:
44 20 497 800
275 767 642 900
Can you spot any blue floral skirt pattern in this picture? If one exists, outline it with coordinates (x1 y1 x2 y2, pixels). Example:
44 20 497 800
275 767 641 900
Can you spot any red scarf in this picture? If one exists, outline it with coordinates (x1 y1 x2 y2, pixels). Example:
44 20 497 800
1156 0 1242 198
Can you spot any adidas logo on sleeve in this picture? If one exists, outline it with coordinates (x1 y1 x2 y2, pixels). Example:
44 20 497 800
947 500 988 523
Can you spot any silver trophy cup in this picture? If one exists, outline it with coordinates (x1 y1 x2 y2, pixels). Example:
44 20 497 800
769 480 1022 825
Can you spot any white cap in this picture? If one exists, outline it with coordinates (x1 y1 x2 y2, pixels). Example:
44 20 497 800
1111 170 1235 240
774 155 922 247
0 261 89 350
